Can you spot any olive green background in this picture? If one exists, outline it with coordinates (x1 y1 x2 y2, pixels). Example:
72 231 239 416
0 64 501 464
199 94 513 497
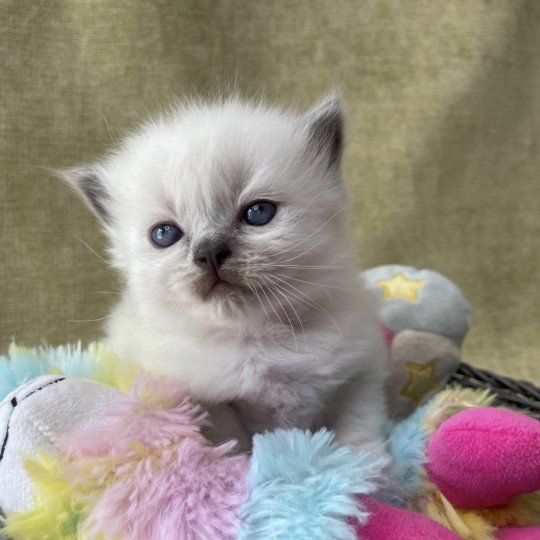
1 1 539 383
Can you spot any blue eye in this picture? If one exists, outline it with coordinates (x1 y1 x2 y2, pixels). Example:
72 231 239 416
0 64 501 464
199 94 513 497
150 223 183 248
243 201 277 226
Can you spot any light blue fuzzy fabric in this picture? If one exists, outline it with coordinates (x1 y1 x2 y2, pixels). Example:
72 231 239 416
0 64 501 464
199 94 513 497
239 428 388 540
387 403 430 496
0 343 98 402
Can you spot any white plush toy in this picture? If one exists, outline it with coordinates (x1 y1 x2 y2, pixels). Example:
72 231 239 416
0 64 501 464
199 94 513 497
0 375 124 514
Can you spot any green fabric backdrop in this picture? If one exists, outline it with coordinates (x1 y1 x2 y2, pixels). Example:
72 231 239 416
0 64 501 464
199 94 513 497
1 1 539 383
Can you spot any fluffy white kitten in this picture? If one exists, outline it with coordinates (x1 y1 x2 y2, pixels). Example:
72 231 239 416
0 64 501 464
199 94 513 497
66 97 388 452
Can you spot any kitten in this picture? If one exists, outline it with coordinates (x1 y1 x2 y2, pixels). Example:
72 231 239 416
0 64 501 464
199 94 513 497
65 97 388 452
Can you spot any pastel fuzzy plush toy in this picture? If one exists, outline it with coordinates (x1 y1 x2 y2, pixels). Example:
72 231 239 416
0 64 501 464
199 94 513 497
362 265 472 419
0 345 386 539
0 345 538 539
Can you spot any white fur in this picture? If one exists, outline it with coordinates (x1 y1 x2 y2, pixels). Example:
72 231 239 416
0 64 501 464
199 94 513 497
69 98 388 451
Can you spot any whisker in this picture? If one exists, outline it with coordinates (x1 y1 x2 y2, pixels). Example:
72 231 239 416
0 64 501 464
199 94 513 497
247 282 271 323
76 236 108 263
269 274 343 336
272 205 347 259
255 278 287 329
275 273 355 293
259 279 298 348
257 191 324 257
259 263 349 270
275 236 329 264
265 280 299 349
266 277 307 347
128 249 166 270
67 313 113 323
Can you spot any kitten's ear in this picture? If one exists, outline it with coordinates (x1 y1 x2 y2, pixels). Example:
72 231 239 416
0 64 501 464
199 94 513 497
61 166 111 224
303 97 344 167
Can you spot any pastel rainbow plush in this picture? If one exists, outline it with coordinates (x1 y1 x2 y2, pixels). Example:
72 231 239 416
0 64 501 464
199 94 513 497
0 344 538 539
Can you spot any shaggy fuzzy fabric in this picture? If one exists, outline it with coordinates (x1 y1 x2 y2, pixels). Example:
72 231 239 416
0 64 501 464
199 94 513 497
239 428 388 540
498 525 540 539
0 343 139 400
2 452 87 539
3 346 538 539
4 374 250 540
81 438 249 540
387 402 430 499
67 374 209 457
69 375 250 540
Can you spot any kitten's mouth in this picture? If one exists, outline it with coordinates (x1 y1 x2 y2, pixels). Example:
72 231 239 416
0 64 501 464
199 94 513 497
210 276 232 292
195 268 247 301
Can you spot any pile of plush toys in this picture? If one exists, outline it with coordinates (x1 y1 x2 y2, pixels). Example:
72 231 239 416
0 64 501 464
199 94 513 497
0 266 538 539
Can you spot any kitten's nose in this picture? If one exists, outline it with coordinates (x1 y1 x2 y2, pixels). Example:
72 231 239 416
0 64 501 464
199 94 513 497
194 243 232 271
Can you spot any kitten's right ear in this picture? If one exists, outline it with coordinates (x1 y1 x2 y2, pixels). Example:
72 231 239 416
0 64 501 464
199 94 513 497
61 166 111 224
303 96 344 168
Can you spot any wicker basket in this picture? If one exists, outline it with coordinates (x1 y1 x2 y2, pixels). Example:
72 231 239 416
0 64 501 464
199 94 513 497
448 363 540 419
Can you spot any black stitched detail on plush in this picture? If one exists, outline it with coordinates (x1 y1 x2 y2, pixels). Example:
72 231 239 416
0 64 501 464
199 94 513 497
0 377 65 462
22 377 65 401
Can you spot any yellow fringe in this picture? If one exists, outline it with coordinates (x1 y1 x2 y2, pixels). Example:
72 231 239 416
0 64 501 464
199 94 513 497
474 491 540 528
425 491 497 539
1 453 91 540
87 342 140 392
422 386 496 435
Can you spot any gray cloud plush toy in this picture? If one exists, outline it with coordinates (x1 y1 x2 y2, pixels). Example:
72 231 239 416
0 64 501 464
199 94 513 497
362 265 472 420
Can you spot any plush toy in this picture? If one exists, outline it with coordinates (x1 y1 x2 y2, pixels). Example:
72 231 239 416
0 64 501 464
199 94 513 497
362 265 472 419
380 387 540 539
0 345 538 539
0 345 386 539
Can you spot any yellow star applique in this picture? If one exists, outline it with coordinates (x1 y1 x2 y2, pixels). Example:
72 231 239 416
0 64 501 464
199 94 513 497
377 273 427 303
400 360 439 405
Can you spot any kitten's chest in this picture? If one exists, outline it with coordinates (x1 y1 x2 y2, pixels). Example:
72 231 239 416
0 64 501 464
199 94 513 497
231 372 331 435
110 315 339 407
188 336 339 433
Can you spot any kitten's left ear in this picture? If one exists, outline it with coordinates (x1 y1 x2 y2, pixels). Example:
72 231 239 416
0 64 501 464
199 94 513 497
303 97 344 167
61 165 112 225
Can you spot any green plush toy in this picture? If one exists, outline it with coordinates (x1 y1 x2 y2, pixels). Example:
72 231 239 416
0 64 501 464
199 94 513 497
362 265 472 420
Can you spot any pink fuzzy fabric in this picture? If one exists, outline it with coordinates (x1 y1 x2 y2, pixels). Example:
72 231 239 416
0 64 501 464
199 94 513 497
426 408 540 508
353 497 460 539
84 439 249 540
497 526 540 539
66 375 250 540
67 375 208 457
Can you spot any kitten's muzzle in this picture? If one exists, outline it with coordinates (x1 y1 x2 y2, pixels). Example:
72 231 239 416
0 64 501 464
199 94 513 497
194 242 232 277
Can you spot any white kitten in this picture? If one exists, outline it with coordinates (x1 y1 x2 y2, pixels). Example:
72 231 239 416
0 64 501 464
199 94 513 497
65 97 388 452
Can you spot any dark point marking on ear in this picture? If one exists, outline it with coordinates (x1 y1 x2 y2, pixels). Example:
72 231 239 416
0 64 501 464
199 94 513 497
304 97 344 167
62 166 111 224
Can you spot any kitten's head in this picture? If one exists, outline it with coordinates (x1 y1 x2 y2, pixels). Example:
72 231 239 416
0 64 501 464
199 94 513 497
65 97 353 326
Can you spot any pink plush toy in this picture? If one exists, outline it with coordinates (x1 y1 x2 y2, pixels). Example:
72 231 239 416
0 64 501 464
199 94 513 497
426 408 540 509
355 394 540 539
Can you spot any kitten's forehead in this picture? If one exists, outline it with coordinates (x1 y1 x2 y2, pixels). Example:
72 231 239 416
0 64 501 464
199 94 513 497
129 103 306 215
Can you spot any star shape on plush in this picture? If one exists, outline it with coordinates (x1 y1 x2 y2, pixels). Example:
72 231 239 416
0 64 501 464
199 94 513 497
377 273 427 303
400 360 439 405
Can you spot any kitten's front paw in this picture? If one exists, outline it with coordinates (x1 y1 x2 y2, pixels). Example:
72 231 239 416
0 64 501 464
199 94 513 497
201 402 252 453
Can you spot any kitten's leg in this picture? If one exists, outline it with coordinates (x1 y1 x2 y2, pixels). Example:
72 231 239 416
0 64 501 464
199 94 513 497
202 403 252 453
327 374 389 455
